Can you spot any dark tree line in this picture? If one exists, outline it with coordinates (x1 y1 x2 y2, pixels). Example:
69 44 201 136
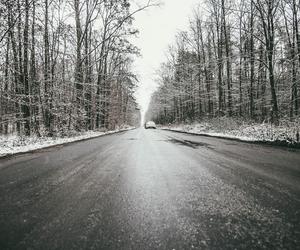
146 0 300 126
0 0 153 136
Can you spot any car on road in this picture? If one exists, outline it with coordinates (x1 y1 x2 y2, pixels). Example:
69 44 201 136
145 121 156 129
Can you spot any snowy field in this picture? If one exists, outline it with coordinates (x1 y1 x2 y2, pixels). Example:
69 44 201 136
0 126 135 158
160 118 300 146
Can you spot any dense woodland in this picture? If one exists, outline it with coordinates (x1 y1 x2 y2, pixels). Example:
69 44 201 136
147 0 300 126
0 0 151 137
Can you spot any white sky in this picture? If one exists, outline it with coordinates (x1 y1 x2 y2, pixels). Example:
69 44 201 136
132 0 201 119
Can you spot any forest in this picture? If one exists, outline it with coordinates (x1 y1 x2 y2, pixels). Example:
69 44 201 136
146 0 300 134
0 0 152 137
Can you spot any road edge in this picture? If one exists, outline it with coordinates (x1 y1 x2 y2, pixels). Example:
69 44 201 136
160 128 300 149
0 128 136 160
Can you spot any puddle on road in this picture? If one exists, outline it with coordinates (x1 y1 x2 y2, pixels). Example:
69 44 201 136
167 138 212 149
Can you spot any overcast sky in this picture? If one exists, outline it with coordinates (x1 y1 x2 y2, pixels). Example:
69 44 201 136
132 0 201 119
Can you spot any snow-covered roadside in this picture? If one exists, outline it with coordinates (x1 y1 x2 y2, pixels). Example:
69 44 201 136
0 126 135 158
160 118 300 147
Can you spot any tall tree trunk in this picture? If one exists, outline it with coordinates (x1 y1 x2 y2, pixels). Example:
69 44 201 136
221 0 232 116
84 0 92 130
216 13 224 115
199 19 212 116
249 1 255 119
267 2 279 124
2 37 10 134
238 11 243 117
30 1 40 136
16 0 23 134
292 0 299 116
22 0 30 136
44 0 52 135
74 0 84 130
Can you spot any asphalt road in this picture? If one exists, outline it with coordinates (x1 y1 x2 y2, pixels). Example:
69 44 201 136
0 128 300 250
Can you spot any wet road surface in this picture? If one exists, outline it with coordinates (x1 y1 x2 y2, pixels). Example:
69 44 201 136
0 128 300 249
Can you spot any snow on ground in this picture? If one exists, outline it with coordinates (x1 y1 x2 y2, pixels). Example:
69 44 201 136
160 117 300 145
0 126 135 158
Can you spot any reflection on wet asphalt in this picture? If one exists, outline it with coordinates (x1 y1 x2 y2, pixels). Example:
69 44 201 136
0 128 300 249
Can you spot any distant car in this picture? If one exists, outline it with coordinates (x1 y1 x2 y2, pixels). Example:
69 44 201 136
145 121 156 129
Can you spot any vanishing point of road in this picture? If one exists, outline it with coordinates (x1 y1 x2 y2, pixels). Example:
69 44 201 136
0 128 299 249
